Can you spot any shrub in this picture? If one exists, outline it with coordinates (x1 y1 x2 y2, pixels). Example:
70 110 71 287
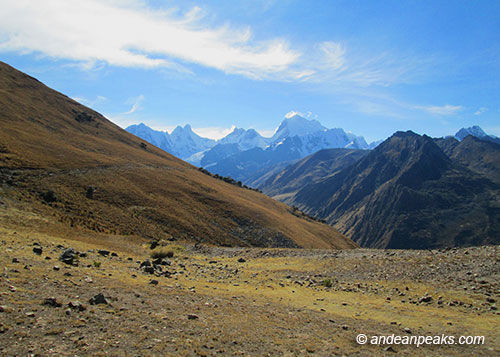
93 261 101 268
322 279 332 288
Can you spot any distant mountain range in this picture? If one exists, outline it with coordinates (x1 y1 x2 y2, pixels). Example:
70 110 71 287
259 128 500 249
127 115 377 182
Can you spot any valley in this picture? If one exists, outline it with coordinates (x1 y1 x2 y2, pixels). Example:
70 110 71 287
0 207 498 356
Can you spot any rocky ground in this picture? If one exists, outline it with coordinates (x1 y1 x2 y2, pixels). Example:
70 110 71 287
0 222 499 356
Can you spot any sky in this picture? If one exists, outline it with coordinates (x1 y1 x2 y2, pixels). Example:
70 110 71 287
0 0 499 142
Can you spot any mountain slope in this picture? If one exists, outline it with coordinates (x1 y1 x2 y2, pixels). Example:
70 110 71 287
259 148 369 197
286 131 500 249
0 61 355 249
436 135 500 183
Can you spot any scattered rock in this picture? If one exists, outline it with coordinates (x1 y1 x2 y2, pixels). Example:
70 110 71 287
68 301 86 311
237 258 246 263
53 266 60 271
150 280 159 285
111 252 118 257
384 346 396 353
140 260 151 268
0 305 8 313
11 258 19 263
404 327 412 334
43 297 62 307
341 325 349 330
419 295 433 303
486 298 496 304
187 314 199 320
59 248 78 265
89 293 108 305
33 247 43 255
98 250 110 257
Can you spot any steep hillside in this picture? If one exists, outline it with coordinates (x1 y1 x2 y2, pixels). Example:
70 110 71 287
259 148 369 197
0 61 355 249
435 135 500 183
287 131 500 249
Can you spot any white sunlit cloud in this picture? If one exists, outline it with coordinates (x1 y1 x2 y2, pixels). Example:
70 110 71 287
284 110 318 119
0 0 427 87
0 0 299 80
474 107 488 115
124 94 145 115
415 104 464 116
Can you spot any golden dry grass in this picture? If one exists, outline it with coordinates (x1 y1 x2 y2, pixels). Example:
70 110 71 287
0 61 355 249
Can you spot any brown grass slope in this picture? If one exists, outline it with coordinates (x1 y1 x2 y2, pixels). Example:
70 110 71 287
0 61 355 249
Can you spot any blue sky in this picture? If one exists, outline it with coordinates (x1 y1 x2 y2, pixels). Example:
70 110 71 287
1 0 499 142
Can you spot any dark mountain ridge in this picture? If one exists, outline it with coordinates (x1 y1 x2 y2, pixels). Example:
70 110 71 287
285 131 500 249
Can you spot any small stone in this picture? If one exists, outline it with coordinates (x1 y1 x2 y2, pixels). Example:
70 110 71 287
53 266 60 271
65 309 71 315
384 346 396 353
486 298 496 304
68 301 86 311
150 280 159 285
33 247 43 255
12 258 19 263
111 252 118 257
187 314 199 320
43 297 62 307
140 260 151 267
98 250 110 257
237 258 246 263
59 248 77 265
404 327 412 334
0 305 8 313
419 295 433 303
45 256 51 260
341 325 349 330
26 312 36 318
89 293 108 305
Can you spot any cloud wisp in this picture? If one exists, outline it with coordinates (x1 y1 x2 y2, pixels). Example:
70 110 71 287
0 0 299 80
124 95 145 115
0 0 435 87
474 107 488 115
415 104 464 116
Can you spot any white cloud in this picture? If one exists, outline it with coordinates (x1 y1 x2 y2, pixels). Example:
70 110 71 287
415 104 464 116
474 107 488 115
284 110 316 119
0 0 299 80
124 95 145 115
192 125 236 140
316 41 346 71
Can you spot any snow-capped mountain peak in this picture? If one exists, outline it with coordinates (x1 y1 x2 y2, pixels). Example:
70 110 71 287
271 115 326 143
218 127 268 150
455 125 487 141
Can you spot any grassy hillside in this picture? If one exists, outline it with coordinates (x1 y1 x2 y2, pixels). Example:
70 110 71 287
0 61 355 249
